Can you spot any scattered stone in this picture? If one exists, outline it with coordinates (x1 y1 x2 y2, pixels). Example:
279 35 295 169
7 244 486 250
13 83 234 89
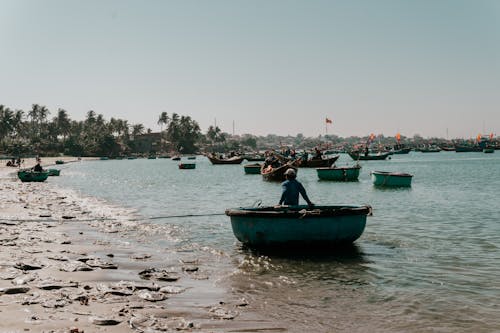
158 286 187 294
37 280 79 290
89 316 121 326
86 259 118 269
12 274 37 285
0 286 30 295
137 290 168 302
182 265 199 273
14 262 43 271
209 306 239 320
131 254 152 260
106 253 114 258
41 298 68 308
60 261 93 272
138 268 180 282
47 254 70 261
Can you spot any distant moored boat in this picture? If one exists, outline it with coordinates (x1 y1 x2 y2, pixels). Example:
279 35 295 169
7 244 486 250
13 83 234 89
371 171 413 187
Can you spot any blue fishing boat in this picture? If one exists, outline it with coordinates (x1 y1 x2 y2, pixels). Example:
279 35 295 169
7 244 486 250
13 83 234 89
225 205 372 247
179 163 196 169
316 164 361 181
371 171 413 187
243 163 262 174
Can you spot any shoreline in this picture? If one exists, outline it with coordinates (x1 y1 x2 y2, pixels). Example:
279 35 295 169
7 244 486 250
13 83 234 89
0 158 281 332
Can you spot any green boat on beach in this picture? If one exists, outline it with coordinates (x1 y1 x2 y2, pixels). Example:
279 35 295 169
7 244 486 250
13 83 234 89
371 171 413 187
243 163 262 174
225 205 372 247
55 160 64 165
17 170 50 182
316 165 361 181
47 169 61 176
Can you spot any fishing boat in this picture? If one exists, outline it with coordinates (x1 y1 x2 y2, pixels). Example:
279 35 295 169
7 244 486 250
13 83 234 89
244 154 266 161
225 204 372 247
171 156 181 161
392 147 411 154
47 169 61 176
17 170 49 182
483 148 495 154
316 164 361 181
261 163 297 181
293 155 339 168
207 155 244 165
178 163 196 169
371 171 413 187
147 155 157 159
55 160 64 165
348 151 390 161
419 146 441 153
455 145 482 152
243 163 262 174
187 156 196 160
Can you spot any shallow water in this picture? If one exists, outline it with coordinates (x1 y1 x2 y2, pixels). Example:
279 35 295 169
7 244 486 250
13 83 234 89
52 152 500 332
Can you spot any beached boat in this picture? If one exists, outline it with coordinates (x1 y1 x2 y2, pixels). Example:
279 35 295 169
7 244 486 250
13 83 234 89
261 163 297 181
55 160 64 165
47 169 61 176
207 155 244 165
483 148 495 154
348 152 390 161
293 155 339 168
17 170 49 182
371 171 413 187
243 163 262 174
99 156 109 160
225 204 372 247
316 165 361 181
171 156 181 161
178 163 196 169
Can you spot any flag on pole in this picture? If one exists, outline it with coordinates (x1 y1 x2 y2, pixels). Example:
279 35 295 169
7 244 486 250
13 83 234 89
325 117 332 124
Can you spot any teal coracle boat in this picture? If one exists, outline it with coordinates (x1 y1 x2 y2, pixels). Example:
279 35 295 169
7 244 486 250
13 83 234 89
55 160 64 165
225 205 372 247
243 163 262 174
316 165 361 181
17 170 49 182
179 163 196 169
47 169 61 176
371 171 413 187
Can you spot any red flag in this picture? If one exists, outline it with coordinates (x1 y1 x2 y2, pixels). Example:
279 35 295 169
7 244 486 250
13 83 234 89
325 117 332 124
396 133 401 141
490 133 494 140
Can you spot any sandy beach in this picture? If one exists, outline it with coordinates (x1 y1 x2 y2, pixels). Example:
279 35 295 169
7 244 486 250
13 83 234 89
0 158 278 333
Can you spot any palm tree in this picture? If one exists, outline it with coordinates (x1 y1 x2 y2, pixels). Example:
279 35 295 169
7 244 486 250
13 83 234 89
131 124 144 140
55 108 71 144
0 105 14 143
157 112 169 132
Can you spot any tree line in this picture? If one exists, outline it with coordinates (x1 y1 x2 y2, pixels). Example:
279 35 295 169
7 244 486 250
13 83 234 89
0 104 207 156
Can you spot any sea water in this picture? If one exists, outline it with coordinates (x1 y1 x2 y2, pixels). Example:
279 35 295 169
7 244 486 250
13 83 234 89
52 152 500 332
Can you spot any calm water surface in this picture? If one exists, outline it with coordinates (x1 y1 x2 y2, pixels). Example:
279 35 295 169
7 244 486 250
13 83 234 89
52 152 500 332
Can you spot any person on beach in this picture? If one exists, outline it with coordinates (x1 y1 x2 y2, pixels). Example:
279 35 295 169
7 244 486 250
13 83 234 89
33 159 43 172
278 168 314 206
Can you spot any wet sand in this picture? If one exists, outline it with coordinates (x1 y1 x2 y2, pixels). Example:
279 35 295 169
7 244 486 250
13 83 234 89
0 158 281 332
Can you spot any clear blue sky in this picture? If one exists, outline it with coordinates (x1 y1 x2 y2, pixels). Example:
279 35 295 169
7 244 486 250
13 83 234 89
1 0 498 138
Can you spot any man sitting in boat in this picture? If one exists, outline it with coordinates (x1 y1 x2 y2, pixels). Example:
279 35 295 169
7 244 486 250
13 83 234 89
279 169 314 207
